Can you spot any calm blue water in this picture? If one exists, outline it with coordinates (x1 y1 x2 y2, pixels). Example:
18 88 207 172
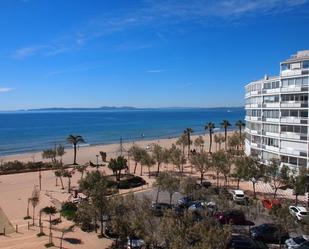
0 108 245 156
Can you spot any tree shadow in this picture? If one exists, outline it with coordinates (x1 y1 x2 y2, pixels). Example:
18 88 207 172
63 237 82 244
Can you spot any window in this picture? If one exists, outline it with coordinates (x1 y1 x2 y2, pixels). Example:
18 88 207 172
263 110 279 118
303 60 309 69
264 95 279 103
281 125 307 134
281 64 290 71
263 124 279 133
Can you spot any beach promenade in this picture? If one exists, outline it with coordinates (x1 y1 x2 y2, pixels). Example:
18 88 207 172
0 132 306 248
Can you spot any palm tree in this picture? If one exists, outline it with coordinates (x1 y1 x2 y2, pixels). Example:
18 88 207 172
66 135 85 165
194 136 204 152
152 144 164 175
205 122 215 153
184 128 193 158
235 120 245 137
220 120 231 150
62 170 73 193
41 206 57 245
30 186 40 225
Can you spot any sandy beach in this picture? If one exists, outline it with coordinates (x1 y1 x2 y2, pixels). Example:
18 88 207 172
0 133 224 249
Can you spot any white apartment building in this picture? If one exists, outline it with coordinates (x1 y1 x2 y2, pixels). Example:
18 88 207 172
245 50 309 170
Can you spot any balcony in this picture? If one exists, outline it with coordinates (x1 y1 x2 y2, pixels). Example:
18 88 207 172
280 133 301 140
264 145 280 153
264 131 280 138
280 147 307 157
263 103 280 108
281 69 302 77
281 102 308 108
280 117 308 124
262 88 280 94
281 86 308 93
263 118 280 123
251 116 261 122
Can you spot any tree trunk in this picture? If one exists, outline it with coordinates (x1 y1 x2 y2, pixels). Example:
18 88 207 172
156 187 160 203
68 178 71 193
209 132 212 153
200 172 204 184
169 193 173 205
140 164 143 176
237 179 240 189
295 194 298 206
60 232 64 249
59 176 64 189
26 199 30 217
187 134 190 159
49 215 52 244
157 162 160 176
73 144 77 165
134 162 138 174
253 182 256 199
100 208 104 237
55 176 58 186
225 129 227 150
32 206 35 225
273 187 278 199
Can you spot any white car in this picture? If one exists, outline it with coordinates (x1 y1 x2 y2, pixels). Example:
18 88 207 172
289 206 309 221
231 190 246 203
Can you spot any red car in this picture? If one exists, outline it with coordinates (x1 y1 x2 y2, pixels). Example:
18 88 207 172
215 210 246 225
262 199 281 210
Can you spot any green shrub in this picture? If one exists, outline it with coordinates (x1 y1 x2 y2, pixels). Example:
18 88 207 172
61 202 77 220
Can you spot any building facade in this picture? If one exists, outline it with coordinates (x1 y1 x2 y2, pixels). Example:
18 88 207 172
245 50 309 170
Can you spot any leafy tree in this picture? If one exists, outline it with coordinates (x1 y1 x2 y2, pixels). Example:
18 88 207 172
55 169 65 189
157 172 180 204
66 135 85 165
194 136 204 153
176 133 189 158
30 186 40 225
140 151 155 176
265 159 290 199
75 201 96 232
190 152 211 184
184 128 193 158
152 144 165 175
290 166 307 205
128 145 143 174
211 150 230 187
214 133 225 151
205 122 215 153
62 170 73 193
41 206 57 245
235 120 245 140
220 120 231 150
76 164 88 180
169 144 186 174
108 156 128 181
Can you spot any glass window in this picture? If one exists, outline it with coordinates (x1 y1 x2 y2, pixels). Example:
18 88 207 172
303 77 309 86
303 60 309 69
282 79 289 87
295 78 302 86
299 158 307 167
289 157 297 165
300 111 308 117
288 79 295 86
281 64 290 71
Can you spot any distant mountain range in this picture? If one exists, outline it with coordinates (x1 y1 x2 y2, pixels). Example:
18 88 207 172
18 106 244 112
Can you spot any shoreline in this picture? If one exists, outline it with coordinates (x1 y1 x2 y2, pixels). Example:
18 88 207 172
0 131 236 165
0 129 237 160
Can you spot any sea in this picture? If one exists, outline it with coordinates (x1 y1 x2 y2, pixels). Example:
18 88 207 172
0 108 245 156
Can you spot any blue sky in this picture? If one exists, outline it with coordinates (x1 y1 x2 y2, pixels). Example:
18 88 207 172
0 0 309 110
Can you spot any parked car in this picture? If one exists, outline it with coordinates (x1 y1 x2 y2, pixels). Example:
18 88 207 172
177 196 194 208
215 210 246 225
249 223 289 244
285 236 309 249
231 190 246 204
289 206 309 222
261 199 281 210
127 237 145 249
151 202 172 216
188 201 207 213
226 234 268 249
201 181 212 188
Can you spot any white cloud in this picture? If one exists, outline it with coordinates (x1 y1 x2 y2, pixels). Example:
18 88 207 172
146 69 165 73
12 0 308 59
0 88 14 93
